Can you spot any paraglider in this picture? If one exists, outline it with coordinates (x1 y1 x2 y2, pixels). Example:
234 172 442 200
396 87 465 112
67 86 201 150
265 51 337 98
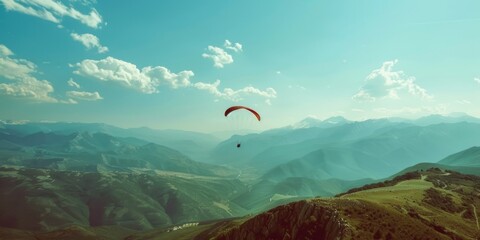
225 106 260 148
224 106 261 121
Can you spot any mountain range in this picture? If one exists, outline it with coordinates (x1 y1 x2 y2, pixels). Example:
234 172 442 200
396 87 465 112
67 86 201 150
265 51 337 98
0 121 220 163
0 130 233 176
1 114 480 238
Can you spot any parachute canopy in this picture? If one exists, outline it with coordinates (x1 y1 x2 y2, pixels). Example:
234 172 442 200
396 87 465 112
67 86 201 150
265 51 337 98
224 106 261 121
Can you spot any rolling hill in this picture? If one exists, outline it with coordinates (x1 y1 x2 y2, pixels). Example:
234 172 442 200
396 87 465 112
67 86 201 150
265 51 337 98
0 131 234 177
0 166 247 231
2 168 479 239
438 146 480 167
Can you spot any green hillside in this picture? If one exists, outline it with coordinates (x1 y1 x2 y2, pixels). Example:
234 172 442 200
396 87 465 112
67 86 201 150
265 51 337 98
153 169 480 240
0 166 247 231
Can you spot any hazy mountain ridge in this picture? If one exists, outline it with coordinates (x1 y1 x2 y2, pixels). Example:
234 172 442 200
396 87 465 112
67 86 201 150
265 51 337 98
0 131 234 177
236 143 480 214
213 114 479 171
211 118 408 169
391 146 480 177
438 146 480 167
0 121 220 162
254 122 480 182
2 115 480 238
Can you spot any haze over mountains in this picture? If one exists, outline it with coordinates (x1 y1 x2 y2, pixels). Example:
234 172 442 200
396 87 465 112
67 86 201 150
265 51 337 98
1 114 480 239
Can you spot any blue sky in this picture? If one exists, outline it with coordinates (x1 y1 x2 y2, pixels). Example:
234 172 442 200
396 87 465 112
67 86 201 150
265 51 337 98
1 0 480 132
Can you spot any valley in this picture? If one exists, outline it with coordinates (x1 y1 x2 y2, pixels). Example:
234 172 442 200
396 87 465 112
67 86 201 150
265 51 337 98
0 116 479 239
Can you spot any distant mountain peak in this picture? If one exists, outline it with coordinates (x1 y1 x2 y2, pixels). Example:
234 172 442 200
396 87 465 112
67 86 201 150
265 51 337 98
414 113 480 126
290 116 350 129
0 120 29 125
446 112 470 118
323 116 348 124
291 117 321 129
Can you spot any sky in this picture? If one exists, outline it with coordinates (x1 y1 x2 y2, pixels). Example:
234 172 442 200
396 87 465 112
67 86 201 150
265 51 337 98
1 0 480 133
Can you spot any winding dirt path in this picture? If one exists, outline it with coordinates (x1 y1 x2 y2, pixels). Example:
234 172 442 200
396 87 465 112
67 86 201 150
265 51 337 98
473 204 479 230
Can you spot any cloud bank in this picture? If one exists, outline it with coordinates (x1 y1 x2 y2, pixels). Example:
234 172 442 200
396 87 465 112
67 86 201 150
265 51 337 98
193 79 277 104
1 0 102 28
74 56 194 93
74 56 276 103
353 60 432 102
0 44 57 102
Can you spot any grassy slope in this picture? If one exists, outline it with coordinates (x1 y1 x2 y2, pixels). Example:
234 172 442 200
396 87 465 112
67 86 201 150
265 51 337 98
152 169 480 239
3 169 479 239
336 172 479 239
391 162 480 178
0 166 247 232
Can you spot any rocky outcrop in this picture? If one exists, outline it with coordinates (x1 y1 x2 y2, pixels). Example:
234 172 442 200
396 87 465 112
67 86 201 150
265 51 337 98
213 200 351 240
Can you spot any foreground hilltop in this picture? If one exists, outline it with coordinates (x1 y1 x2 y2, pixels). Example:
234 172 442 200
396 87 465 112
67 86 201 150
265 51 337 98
192 168 480 240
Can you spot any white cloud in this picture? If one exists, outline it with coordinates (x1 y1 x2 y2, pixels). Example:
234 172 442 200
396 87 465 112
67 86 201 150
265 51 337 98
1 0 102 28
75 56 276 104
71 33 108 53
67 78 80 88
142 66 193 89
202 40 243 68
66 90 102 102
202 46 233 68
0 44 57 102
352 60 432 102
224 40 242 52
474 77 480 84
0 45 13 56
69 0 96 6
74 56 194 93
193 79 277 104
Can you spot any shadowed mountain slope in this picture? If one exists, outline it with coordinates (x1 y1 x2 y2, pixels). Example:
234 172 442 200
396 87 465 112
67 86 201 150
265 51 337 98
0 166 247 231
